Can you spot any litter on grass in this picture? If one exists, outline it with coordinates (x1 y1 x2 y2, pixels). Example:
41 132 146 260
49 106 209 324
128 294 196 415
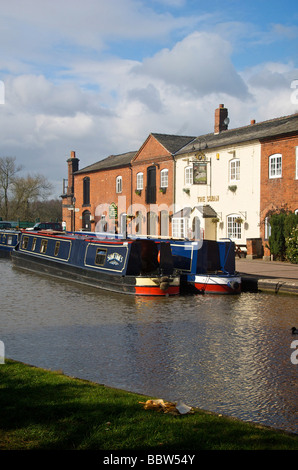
139 399 193 415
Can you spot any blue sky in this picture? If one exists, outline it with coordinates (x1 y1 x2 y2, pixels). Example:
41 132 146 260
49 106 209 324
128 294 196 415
0 0 297 197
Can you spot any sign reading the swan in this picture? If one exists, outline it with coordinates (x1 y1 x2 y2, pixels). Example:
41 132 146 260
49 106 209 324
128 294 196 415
107 252 124 265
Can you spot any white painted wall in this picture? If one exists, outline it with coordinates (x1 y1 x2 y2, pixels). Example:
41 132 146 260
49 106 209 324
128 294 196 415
174 140 261 244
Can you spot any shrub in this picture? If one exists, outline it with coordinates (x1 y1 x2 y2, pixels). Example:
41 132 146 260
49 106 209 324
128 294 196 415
268 211 298 261
286 226 298 264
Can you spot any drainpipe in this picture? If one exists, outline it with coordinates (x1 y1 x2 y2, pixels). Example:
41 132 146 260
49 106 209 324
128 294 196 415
130 163 133 235
173 154 176 224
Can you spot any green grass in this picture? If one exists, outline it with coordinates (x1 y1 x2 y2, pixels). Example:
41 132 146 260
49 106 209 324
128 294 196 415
0 359 297 450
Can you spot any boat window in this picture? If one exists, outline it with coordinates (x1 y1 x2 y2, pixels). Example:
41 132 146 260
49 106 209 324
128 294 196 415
22 236 29 250
54 241 60 256
40 239 48 254
95 248 107 266
7 236 13 245
32 238 37 251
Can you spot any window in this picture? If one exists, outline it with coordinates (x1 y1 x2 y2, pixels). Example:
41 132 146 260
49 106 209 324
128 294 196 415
160 210 169 237
40 239 48 253
116 176 122 193
264 217 271 240
32 238 37 251
54 241 60 257
83 177 90 205
172 218 189 238
160 169 168 188
21 236 29 249
95 248 107 266
136 172 143 190
269 154 282 178
185 166 193 185
135 211 142 235
227 215 241 239
229 159 240 181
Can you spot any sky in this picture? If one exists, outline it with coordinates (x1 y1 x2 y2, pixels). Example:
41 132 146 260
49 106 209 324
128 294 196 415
0 0 298 198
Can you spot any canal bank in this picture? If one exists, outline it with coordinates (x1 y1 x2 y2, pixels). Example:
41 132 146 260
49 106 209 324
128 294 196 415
1 359 297 450
236 258 298 295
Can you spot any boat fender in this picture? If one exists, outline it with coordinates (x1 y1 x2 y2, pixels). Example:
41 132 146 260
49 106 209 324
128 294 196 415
228 281 240 290
160 281 169 291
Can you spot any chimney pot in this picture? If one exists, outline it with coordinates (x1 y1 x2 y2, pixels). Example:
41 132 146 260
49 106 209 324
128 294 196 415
250 119 256 125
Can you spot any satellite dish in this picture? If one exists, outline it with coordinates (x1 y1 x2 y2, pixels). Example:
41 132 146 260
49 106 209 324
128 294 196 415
224 117 230 126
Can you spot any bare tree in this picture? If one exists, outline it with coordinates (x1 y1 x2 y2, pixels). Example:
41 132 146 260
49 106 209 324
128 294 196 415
0 157 22 219
11 174 53 220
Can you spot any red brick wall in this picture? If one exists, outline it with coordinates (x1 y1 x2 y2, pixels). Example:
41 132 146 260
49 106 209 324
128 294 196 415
64 135 176 234
73 166 132 232
131 135 174 236
260 135 298 257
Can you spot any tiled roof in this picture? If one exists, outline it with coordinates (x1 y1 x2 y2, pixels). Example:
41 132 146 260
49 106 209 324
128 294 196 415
175 112 298 155
151 133 196 154
75 151 137 174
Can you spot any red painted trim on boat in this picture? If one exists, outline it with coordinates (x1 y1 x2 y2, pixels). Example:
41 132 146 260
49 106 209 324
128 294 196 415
194 282 241 294
134 285 180 296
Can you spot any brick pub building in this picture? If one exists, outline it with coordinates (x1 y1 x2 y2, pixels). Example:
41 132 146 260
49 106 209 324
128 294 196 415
61 106 298 259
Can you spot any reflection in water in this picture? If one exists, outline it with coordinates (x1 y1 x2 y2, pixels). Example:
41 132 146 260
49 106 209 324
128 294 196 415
1 259 297 433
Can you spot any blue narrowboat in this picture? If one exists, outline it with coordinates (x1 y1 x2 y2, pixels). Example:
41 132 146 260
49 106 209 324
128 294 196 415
167 238 241 294
76 233 241 294
0 230 21 257
11 230 180 296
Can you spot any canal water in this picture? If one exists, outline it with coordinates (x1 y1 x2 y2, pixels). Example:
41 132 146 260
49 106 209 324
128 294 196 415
1 258 297 434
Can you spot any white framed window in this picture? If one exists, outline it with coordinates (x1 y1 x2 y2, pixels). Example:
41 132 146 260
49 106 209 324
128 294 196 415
264 216 271 240
227 214 242 239
116 176 122 193
172 217 189 238
160 169 168 188
229 159 240 181
185 166 193 185
136 172 143 190
269 154 282 179
296 147 298 179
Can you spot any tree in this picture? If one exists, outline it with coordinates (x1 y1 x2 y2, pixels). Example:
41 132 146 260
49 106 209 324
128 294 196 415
0 156 22 219
10 174 53 220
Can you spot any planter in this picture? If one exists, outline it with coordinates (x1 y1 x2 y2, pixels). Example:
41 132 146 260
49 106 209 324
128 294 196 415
183 188 190 195
228 185 237 193
135 189 142 196
159 187 166 194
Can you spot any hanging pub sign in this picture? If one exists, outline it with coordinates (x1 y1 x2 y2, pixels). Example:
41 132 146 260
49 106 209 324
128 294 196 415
109 202 118 219
193 162 207 185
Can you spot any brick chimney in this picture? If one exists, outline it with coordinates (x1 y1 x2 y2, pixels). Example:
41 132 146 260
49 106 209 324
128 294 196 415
67 150 79 196
214 104 229 134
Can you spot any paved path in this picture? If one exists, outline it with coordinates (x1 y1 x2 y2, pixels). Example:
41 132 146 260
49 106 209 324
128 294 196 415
235 258 298 295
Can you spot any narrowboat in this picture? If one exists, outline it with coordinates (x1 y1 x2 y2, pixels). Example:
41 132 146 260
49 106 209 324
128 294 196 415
168 238 241 294
0 229 21 257
11 230 180 296
76 232 241 294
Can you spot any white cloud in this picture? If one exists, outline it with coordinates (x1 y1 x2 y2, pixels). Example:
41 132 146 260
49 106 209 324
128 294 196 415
133 32 249 98
0 1 297 198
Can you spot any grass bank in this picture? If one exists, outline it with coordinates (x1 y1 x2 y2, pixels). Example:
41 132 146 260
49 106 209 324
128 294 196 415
0 359 297 451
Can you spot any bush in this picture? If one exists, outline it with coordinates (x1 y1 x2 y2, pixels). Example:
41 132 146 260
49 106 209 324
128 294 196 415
268 211 298 261
286 226 298 264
